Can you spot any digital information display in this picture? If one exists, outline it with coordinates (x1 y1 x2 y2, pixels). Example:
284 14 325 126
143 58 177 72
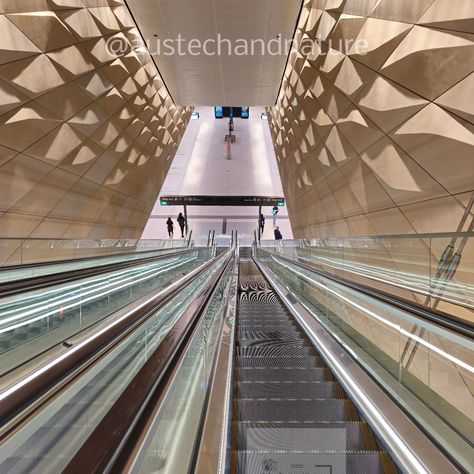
214 107 250 119
160 195 285 207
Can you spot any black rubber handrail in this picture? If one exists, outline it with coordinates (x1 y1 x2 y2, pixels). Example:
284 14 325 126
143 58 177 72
0 252 227 432
0 247 196 297
62 250 234 473
259 249 474 338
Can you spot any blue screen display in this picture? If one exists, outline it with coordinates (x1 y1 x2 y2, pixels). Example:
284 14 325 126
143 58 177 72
241 107 249 119
215 106 223 118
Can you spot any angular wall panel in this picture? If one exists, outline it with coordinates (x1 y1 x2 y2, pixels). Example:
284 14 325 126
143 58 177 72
0 0 191 240
268 0 474 239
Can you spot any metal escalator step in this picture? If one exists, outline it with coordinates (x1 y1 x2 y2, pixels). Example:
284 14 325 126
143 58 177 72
237 330 304 342
237 345 317 357
237 325 295 331
238 324 297 332
238 318 291 324
238 312 289 318
238 304 286 310
237 339 311 348
236 400 358 422
233 450 395 474
238 318 293 325
237 381 343 399
237 368 333 383
234 421 375 451
238 306 289 311
236 356 324 368
238 304 288 310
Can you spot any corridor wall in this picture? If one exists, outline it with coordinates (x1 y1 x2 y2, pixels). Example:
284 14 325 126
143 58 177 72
0 0 191 260
268 0 474 238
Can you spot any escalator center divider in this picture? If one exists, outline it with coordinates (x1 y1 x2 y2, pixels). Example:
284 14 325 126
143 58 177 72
231 252 397 473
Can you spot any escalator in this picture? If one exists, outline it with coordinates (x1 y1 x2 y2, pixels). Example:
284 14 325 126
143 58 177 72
0 244 468 473
232 252 397 473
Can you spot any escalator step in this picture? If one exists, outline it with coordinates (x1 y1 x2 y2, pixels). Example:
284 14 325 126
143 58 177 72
236 381 343 399
233 450 395 474
237 330 304 342
236 356 324 368
238 324 297 332
237 368 333 382
238 318 293 325
239 307 292 313
236 400 358 422
237 345 317 357
238 313 290 319
234 421 376 451
237 338 312 348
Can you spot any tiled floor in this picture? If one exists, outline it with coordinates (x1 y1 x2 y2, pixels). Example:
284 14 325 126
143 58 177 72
141 107 293 241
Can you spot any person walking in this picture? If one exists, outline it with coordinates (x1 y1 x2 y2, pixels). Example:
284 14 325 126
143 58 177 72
259 213 265 235
177 212 186 238
272 205 279 226
166 217 174 238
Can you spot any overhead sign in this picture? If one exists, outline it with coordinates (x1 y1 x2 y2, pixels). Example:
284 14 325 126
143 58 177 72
160 195 285 207
214 107 249 119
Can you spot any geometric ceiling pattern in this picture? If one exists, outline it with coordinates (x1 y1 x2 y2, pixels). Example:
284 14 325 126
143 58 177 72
268 0 474 239
0 0 191 262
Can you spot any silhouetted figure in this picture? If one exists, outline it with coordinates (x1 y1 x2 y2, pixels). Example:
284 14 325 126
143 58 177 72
274 226 282 240
259 213 265 235
166 217 174 238
177 212 186 238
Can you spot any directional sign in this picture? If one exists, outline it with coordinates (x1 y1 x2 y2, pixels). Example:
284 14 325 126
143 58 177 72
159 195 285 207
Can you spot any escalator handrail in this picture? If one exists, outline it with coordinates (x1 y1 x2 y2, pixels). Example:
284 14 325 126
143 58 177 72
193 252 239 474
0 244 182 272
62 250 235 473
0 251 225 432
258 248 474 338
0 247 198 297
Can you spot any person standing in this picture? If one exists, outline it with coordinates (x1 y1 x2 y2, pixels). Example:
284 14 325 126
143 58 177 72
166 217 174 238
272 205 279 226
177 212 186 238
274 226 282 241
274 226 283 252
259 213 265 235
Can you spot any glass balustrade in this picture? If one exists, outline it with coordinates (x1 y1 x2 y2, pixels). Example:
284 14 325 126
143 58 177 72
0 248 212 375
259 232 474 323
130 255 235 473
